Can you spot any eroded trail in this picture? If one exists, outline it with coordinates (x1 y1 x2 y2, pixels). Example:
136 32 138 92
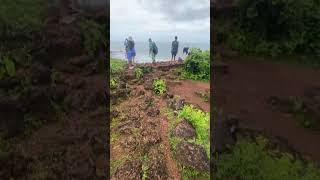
110 61 210 179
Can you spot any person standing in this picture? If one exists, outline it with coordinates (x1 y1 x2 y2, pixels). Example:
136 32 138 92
127 36 136 68
124 38 129 59
149 38 158 63
171 36 179 61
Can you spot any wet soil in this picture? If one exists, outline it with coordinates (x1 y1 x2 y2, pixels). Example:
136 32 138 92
168 80 210 112
214 57 320 163
110 61 210 179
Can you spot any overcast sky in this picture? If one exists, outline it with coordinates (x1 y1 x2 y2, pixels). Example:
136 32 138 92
110 0 210 43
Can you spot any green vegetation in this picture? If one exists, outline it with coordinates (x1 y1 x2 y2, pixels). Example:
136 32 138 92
153 79 167 95
216 136 320 180
111 58 126 75
162 107 209 180
24 113 45 136
79 19 106 58
183 48 210 81
0 134 10 160
0 0 44 68
110 154 131 176
178 105 210 156
141 154 149 180
218 0 320 58
110 78 118 90
110 58 125 90
0 56 15 79
0 0 43 37
135 67 143 79
181 166 209 180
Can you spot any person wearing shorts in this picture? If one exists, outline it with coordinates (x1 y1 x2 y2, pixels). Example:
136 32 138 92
127 36 136 68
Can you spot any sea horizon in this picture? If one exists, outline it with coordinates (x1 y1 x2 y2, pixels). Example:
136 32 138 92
110 40 210 63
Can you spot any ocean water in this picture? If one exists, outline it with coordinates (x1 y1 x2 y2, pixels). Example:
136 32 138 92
110 41 210 63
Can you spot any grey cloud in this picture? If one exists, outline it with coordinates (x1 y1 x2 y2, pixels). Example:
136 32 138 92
138 0 210 22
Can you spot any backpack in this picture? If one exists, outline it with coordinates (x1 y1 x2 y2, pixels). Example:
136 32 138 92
153 43 158 55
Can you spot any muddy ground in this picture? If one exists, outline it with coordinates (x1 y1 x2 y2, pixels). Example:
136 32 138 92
214 56 320 164
110 62 210 179
0 11 108 179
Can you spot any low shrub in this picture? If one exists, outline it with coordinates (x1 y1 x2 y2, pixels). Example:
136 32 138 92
178 105 210 156
183 48 210 81
153 79 166 95
224 0 320 57
135 67 143 79
216 136 320 180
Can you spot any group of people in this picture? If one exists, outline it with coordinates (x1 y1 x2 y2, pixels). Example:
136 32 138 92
124 36 189 68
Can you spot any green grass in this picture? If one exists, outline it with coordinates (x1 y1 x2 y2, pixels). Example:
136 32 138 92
181 165 209 180
111 58 126 75
110 132 120 144
216 136 320 180
178 105 210 157
110 154 131 176
141 154 149 180
110 58 126 90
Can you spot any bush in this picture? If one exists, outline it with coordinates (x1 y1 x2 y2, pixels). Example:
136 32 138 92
0 0 44 68
216 136 320 180
227 0 320 57
135 67 143 79
79 19 106 58
178 105 210 156
153 79 166 95
0 0 44 39
183 48 210 81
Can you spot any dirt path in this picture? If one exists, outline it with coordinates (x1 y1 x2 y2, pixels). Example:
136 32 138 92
159 117 181 180
214 57 320 162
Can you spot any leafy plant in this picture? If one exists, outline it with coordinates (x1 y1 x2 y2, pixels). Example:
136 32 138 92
183 48 210 81
0 56 16 79
110 78 118 90
135 67 143 79
178 105 210 156
79 19 105 58
153 79 167 95
216 136 320 180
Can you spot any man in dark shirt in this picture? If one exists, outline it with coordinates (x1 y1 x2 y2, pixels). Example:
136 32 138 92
183 47 189 55
171 36 179 61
